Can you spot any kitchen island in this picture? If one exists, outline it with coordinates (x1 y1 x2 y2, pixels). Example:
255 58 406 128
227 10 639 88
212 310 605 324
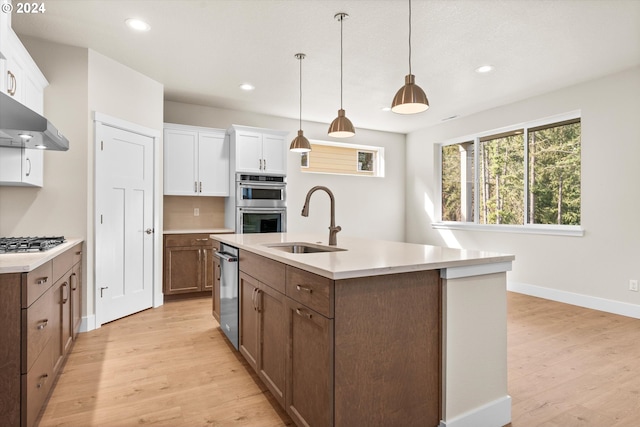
211 232 515 427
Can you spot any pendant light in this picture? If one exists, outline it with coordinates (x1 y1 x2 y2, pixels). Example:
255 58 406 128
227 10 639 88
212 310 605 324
290 53 311 153
328 12 355 138
391 0 429 114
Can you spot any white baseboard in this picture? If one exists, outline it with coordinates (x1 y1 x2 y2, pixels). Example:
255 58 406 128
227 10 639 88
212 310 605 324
440 395 512 427
508 281 640 319
79 314 96 333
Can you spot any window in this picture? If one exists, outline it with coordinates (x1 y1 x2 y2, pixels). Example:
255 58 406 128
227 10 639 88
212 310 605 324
300 140 384 177
438 113 581 234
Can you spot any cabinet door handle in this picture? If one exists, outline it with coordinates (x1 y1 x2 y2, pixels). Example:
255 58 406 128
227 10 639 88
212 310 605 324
199 181 202 193
36 374 49 389
263 159 266 170
194 181 198 193
25 157 32 177
62 282 69 304
71 272 78 291
36 319 49 330
7 70 16 96
36 277 49 285
296 285 313 294
295 308 312 319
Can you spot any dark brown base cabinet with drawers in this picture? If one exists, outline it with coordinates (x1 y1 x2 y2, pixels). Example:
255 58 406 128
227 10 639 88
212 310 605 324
0 243 83 427
163 234 214 297
236 249 442 427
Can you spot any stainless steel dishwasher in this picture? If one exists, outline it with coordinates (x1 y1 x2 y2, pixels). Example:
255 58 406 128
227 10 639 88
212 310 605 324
215 243 239 350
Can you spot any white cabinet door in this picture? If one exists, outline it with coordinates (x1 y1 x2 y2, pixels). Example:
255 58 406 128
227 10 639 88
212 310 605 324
198 131 229 196
262 133 286 175
0 147 43 187
235 131 263 173
163 129 198 195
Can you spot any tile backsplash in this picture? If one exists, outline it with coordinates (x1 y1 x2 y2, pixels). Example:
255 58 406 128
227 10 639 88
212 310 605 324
163 196 226 230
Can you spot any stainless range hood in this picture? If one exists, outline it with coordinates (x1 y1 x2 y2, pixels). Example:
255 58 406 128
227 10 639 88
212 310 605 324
0 91 69 151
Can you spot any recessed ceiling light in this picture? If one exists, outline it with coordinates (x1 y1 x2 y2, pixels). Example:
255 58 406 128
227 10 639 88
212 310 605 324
381 106 391 112
239 83 255 91
125 18 151 32
475 65 494 74
18 133 33 140
35 144 47 150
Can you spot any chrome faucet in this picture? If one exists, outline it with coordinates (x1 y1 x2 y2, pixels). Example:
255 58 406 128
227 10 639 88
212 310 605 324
301 186 341 246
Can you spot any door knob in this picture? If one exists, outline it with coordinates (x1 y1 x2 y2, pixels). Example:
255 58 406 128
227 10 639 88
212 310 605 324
145 228 154 234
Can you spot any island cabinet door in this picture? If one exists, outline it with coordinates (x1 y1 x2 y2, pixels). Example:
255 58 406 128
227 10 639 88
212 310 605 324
257 283 286 407
285 296 334 427
239 272 259 370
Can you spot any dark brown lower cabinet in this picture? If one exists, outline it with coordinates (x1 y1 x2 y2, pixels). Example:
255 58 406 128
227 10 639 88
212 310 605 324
0 242 83 427
234 248 441 427
285 297 333 427
164 234 214 296
239 272 286 407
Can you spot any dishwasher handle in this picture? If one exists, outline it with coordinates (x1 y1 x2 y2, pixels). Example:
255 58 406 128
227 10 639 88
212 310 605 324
214 251 238 262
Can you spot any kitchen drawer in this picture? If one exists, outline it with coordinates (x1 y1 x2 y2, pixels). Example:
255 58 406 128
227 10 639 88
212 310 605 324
22 282 55 374
23 261 53 308
240 250 286 294
164 233 213 247
52 245 76 283
22 336 56 427
286 266 333 318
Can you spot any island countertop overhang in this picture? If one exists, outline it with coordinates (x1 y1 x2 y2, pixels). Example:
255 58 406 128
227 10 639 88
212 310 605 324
210 232 514 280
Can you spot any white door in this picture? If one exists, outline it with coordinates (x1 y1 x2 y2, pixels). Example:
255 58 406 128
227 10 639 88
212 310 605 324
95 123 154 324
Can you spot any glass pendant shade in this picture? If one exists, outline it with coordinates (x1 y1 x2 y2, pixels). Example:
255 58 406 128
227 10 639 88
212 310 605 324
391 74 429 114
290 130 311 152
328 109 355 138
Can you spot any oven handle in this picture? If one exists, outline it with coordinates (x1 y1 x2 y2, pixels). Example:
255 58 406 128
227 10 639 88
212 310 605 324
238 181 286 188
214 251 238 262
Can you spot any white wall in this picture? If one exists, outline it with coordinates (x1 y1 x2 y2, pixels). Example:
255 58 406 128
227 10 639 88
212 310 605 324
164 101 406 242
6 38 164 326
406 66 640 314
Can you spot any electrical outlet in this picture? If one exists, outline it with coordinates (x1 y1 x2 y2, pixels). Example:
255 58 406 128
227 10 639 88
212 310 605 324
194 208 200 217
630 280 639 292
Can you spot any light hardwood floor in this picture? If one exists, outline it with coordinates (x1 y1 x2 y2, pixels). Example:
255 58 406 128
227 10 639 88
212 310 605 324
37 293 640 427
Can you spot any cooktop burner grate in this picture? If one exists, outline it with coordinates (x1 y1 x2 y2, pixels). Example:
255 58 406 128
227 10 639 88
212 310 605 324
0 236 66 253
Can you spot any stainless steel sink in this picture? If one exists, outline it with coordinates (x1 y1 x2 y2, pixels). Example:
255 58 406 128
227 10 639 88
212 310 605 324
263 242 346 254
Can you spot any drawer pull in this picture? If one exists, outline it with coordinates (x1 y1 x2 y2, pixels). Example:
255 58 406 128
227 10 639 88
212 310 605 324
36 319 49 330
37 277 49 285
295 308 312 319
296 285 313 294
36 374 49 388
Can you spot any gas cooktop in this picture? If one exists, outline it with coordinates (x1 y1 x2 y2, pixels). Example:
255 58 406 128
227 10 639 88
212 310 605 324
0 236 66 253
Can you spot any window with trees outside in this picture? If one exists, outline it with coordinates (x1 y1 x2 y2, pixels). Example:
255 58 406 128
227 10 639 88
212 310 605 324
439 113 581 235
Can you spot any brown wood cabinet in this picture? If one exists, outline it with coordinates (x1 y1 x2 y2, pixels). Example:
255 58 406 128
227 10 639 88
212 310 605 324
0 242 83 427
234 249 442 427
239 255 287 407
163 234 214 296
212 239 221 321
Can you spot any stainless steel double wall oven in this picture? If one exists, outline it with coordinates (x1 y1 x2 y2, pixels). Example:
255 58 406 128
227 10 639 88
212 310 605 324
235 173 286 233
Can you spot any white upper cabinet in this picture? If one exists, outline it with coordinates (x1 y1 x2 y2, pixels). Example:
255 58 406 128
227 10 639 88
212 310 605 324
163 124 229 197
229 125 288 175
0 12 47 187
1 22 47 113
0 146 44 187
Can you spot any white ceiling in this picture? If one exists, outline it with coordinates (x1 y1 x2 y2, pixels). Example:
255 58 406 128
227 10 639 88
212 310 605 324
12 0 640 134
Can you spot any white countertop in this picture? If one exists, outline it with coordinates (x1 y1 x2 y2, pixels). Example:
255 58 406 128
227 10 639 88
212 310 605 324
164 228 234 235
0 238 84 274
210 233 515 280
